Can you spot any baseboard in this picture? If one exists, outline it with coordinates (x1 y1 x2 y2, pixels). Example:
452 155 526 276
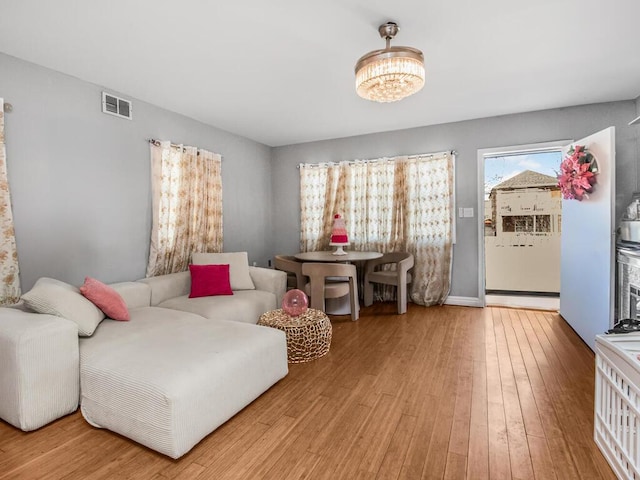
444 296 482 308
442 295 558 310
485 294 559 311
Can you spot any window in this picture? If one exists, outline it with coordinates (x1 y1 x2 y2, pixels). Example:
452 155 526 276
146 140 223 276
503 215 534 232
535 215 551 232
502 214 552 233
299 152 455 305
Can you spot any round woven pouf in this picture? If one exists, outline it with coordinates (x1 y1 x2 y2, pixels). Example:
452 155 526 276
258 308 332 363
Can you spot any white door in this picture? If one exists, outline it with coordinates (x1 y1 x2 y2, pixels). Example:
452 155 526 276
559 127 616 350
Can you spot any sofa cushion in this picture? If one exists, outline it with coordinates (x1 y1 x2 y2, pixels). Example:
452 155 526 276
110 282 152 309
80 277 130 321
192 252 255 290
138 271 190 306
189 264 233 298
22 278 105 336
249 266 287 309
158 290 276 324
79 306 288 458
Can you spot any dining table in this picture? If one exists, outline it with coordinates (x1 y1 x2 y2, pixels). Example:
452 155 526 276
293 251 382 263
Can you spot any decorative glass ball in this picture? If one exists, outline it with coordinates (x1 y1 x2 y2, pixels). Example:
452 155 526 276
282 289 308 317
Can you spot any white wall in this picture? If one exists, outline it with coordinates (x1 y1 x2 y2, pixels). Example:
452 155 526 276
0 53 274 290
485 237 560 293
271 102 639 299
485 188 561 293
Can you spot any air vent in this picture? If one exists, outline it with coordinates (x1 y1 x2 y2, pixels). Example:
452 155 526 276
102 92 132 120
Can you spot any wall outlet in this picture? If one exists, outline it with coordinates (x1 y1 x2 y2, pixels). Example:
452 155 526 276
459 207 474 218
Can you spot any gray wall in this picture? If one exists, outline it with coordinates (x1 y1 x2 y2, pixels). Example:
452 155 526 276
0 53 273 291
2 49 638 299
636 96 640 194
272 102 640 299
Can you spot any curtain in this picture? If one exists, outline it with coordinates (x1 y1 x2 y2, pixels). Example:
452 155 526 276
403 153 454 305
300 162 344 252
146 141 223 277
299 152 454 306
0 98 21 304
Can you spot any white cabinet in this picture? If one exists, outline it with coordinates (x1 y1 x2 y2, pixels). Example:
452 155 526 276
595 333 640 479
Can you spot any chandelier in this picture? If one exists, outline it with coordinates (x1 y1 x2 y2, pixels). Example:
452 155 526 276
355 22 425 103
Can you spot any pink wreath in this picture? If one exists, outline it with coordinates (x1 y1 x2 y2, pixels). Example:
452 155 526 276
557 145 598 201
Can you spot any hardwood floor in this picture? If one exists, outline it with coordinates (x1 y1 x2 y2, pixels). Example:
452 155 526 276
0 304 615 479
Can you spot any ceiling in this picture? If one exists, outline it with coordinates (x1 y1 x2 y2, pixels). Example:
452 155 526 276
1 0 639 147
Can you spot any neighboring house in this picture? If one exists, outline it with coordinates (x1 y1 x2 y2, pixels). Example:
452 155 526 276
486 170 561 240
485 170 561 293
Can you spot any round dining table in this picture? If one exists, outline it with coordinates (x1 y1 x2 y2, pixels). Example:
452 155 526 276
293 251 382 262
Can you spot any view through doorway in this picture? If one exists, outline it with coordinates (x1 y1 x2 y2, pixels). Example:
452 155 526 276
482 147 563 310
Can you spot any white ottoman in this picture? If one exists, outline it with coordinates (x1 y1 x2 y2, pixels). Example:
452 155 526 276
80 307 288 458
0 309 79 431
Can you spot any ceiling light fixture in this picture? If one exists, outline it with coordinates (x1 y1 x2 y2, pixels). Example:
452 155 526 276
355 22 425 103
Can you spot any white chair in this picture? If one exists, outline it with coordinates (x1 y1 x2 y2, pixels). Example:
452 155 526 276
274 255 306 291
364 252 414 314
301 263 359 321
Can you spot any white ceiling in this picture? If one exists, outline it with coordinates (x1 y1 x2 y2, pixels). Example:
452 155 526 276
1 0 639 147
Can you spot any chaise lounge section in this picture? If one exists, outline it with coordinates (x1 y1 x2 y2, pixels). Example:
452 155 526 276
80 300 287 458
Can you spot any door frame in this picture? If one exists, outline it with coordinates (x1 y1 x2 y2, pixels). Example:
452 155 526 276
477 139 571 307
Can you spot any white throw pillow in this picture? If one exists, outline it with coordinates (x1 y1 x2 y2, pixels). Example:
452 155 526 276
22 277 105 336
191 252 255 290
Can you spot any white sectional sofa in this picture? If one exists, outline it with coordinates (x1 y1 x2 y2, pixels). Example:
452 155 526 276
0 262 288 459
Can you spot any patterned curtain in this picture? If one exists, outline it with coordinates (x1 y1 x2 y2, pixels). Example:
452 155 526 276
146 141 223 277
300 162 344 251
299 152 454 306
0 99 21 304
403 153 455 305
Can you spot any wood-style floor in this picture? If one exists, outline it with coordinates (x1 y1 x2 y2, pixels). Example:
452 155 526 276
0 304 615 479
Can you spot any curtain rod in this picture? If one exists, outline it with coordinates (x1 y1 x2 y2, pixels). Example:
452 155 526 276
148 138 223 159
296 150 456 169
148 138 192 150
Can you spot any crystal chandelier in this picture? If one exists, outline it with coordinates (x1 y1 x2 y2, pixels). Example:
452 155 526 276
355 22 425 103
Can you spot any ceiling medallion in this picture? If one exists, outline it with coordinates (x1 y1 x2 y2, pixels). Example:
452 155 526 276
355 22 425 103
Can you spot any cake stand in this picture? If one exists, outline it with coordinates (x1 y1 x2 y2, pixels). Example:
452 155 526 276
329 242 349 255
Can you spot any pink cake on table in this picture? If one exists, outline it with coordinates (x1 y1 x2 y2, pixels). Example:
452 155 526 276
330 214 349 244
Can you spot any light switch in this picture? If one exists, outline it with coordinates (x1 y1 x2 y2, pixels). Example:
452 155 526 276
464 207 474 218
458 207 465 218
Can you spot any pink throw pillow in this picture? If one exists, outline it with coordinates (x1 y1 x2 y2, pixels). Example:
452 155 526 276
79 277 130 321
189 264 234 298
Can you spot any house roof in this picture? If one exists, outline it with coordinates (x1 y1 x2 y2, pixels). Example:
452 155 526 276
492 170 558 191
